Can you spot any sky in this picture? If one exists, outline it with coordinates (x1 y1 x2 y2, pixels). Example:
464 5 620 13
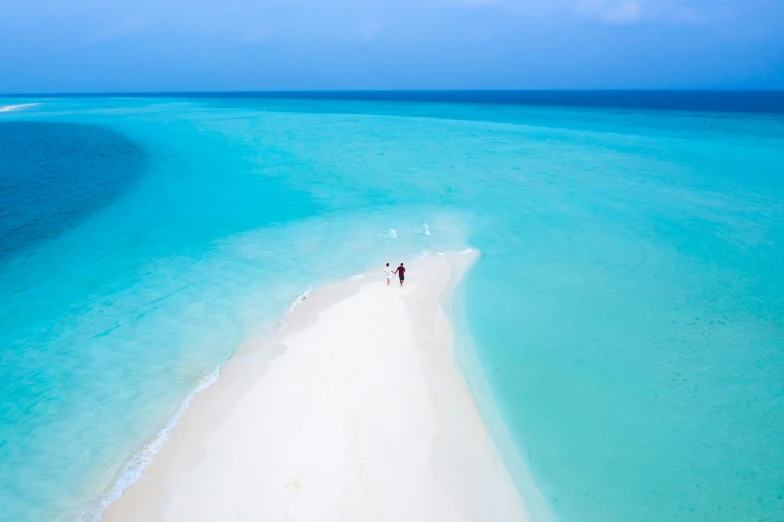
0 0 783 92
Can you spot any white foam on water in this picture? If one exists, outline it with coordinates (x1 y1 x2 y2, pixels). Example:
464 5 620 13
413 250 430 261
286 285 313 315
415 223 431 236
437 252 453 289
0 103 40 113
276 285 315 333
369 228 398 239
78 367 222 522
278 318 289 332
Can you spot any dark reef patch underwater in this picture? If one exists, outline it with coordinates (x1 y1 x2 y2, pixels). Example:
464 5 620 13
0 121 147 260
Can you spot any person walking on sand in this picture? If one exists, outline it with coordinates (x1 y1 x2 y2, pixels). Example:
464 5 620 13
393 263 406 287
384 263 392 286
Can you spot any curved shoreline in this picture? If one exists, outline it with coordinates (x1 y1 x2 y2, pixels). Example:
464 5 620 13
444 257 558 522
78 369 222 522
97 250 530 521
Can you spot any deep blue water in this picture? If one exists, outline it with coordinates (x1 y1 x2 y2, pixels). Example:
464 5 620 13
0 95 783 522
0 122 147 260
5 90 784 113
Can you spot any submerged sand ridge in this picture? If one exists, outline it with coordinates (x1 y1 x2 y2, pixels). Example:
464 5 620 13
102 251 528 521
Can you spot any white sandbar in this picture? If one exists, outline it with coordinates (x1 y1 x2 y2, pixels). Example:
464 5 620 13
102 251 528 521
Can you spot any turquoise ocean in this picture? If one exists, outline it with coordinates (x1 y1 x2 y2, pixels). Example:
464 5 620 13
1 94 782 521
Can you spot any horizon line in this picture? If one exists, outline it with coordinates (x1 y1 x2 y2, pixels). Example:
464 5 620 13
3 88 784 97
3 89 783 114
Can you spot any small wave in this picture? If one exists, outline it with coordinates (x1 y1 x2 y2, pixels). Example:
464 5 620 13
286 285 313 315
414 223 431 236
369 228 398 239
0 103 40 113
459 248 474 254
413 250 429 261
438 252 453 282
278 286 314 332
350 272 365 279
79 367 221 522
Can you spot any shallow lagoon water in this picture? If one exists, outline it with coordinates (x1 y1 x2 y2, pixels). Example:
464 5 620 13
0 96 782 521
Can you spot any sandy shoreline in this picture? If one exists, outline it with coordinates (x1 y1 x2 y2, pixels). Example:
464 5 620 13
101 251 528 521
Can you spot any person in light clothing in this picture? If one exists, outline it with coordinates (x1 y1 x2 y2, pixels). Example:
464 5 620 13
384 263 392 286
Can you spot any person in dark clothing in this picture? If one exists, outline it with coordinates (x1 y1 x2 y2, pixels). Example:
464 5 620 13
393 263 406 287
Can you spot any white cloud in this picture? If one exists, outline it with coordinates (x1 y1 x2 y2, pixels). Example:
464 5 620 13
576 0 643 24
245 27 271 42
605 1 643 23
90 13 147 42
354 19 382 41
443 0 504 5
443 0 731 25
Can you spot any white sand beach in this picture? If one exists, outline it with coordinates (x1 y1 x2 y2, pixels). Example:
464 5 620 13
102 251 528 522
